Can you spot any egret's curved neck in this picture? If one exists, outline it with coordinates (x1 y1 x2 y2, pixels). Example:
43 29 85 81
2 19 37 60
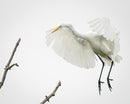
66 26 80 37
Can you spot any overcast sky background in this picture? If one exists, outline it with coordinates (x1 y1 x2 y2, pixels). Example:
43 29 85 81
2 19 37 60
0 0 129 104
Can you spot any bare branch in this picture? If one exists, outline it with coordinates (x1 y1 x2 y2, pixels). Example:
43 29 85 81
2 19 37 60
6 38 21 67
40 81 61 104
0 38 21 89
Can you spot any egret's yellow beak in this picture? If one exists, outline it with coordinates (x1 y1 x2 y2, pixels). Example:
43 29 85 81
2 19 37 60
52 25 61 33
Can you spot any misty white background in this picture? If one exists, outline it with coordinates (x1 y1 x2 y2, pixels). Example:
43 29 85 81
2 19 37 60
0 0 129 104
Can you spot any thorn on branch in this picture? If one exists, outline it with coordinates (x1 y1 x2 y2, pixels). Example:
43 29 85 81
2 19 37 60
45 96 49 102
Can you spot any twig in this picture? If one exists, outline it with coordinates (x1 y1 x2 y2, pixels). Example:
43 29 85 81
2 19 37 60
0 38 21 89
40 81 61 104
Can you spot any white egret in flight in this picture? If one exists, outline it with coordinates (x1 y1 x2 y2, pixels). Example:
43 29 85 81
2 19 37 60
45 18 122 94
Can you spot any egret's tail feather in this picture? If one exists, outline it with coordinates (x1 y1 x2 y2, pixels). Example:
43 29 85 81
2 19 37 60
115 55 122 63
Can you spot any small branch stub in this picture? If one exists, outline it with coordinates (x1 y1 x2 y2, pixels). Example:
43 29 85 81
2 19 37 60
0 38 21 89
40 81 61 104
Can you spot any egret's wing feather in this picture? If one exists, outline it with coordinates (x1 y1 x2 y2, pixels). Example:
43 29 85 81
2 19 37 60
88 17 119 41
46 26 96 69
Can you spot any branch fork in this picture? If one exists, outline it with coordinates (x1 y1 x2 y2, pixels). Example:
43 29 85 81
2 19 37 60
5 63 19 70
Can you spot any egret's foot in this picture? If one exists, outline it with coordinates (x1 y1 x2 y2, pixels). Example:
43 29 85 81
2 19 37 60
0 82 3 88
107 78 113 91
0 82 2 85
98 80 104 95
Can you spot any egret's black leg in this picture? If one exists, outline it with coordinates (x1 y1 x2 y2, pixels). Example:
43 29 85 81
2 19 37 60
107 60 114 91
97 55 105 95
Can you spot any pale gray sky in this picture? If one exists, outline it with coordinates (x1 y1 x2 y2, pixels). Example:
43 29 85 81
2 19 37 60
0 0 129 104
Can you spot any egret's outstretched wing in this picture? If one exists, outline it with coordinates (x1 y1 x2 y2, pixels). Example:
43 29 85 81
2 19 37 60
88 17 119 41
46 26 96 69
88 17 122 62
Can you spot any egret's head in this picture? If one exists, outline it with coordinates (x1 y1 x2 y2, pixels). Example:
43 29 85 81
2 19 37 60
51 24 73 33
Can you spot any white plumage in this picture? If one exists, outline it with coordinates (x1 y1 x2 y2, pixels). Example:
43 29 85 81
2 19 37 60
88 17 119 41
46 18 122 68
46 25 96 68
45 17 122 93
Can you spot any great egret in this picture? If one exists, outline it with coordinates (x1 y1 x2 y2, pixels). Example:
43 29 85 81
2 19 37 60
45 18 122 94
